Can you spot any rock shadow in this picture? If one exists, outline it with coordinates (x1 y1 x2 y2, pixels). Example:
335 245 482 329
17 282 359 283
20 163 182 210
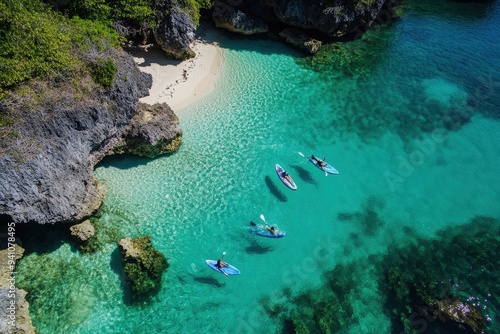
109 246 135 305
95 153 153 170
13 221 79 255
264 176 287 202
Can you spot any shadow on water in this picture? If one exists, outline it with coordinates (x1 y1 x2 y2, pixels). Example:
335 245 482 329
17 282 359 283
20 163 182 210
193 276 225 288
290 164 318 185
12 221 79 255
245 241 274 255
109 246 135 305
264 176 287 202
94 153 155 170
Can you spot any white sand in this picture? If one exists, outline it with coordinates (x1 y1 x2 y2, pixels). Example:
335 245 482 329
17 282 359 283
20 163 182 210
133 28 223 111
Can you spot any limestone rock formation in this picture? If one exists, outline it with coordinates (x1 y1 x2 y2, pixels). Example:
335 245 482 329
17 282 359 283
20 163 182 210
69 220 95 242
154 0 196 59
212 1 269 35
0 50 153 225
114 102 182 158
0 242 35 334
118 236 168 299
213 0 402 52
0 288 36 334
279 27 322 54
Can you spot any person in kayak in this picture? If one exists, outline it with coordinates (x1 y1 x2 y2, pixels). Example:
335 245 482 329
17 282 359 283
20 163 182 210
311 154 327 168
217 256 229 277
281 171 293 183
266 225 277 235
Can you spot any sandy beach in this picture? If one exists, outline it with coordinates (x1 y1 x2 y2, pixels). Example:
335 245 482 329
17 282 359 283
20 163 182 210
133 27 223 111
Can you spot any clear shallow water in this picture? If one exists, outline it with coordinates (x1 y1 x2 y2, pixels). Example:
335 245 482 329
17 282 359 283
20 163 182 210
16 1 500 333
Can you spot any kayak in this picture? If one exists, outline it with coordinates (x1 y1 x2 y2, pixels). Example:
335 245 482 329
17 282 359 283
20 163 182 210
275 164 297 190
309 157 339 175
205 260 240 276
250 224 285 238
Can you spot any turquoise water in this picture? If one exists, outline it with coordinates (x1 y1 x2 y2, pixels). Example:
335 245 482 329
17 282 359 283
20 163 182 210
16 1 500 333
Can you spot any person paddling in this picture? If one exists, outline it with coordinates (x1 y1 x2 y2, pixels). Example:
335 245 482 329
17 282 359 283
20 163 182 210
216 253 229 277
266 225 277 235
311 154 327 168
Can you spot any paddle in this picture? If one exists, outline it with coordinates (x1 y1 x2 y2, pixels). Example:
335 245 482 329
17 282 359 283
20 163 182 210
260 214 278 236
298 152 328 176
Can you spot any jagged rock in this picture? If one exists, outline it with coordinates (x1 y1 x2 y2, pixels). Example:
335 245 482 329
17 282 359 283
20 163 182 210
217 0 403 37
0 241 35 334
69 219 95 242
0 288 36 334
0 244 24 288
426 298 487 333
0 50 152 225
279 27 322 54
212 1 269 35
114 102 182 158
118 237 142 259
153 0 196 60
118 236 168 299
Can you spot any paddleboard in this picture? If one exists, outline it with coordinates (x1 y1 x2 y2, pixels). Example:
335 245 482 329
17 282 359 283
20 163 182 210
309 157 339 175
205 260 240 275
275 164 297 190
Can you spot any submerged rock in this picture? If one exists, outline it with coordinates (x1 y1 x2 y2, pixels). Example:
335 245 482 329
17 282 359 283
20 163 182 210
425 298 487 333
118 236 168 299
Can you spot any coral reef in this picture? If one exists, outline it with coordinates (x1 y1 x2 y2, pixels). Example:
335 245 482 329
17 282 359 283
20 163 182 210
264 216 498 333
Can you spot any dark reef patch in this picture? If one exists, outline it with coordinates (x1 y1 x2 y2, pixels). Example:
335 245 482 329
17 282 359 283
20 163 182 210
264 216 499 334
338 195 385 236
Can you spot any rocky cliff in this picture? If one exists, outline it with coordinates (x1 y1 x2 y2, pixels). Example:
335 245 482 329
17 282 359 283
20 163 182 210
211 0 403 52
0 49 180 225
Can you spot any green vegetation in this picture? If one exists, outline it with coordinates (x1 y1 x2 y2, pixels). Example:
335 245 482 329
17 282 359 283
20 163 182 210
91 58 117 88
0 0 121 97
0 0 212 99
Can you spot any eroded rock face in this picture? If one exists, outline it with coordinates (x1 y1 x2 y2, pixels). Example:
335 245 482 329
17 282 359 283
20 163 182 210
114 102 182 158
154 0 196 60
118 236 168 299
0 288 36 334
213 0 402 53
0 242 35 334
0 50 153 225
212 1 269 35
69 219 95 242
279 27 322 54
